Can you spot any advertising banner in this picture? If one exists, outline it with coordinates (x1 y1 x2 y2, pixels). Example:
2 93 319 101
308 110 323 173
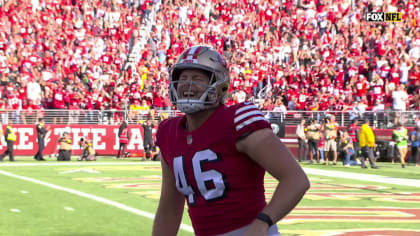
0 125 146 156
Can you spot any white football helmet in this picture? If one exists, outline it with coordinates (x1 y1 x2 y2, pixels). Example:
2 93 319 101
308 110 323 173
169 46 230 114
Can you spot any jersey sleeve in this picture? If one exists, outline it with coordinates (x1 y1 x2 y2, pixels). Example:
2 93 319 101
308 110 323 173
231 102 272 141
155 117 181 165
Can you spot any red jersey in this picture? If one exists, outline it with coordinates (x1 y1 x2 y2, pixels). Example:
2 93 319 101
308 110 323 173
297 93 309 110
348 123 359 143
371 83 384 100
355 79 369 97
232 78 243 90
53 90 66 109
156 102 271 236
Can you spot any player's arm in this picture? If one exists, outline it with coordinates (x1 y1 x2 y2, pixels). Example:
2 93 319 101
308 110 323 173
236 128 310 235
152 156 185 236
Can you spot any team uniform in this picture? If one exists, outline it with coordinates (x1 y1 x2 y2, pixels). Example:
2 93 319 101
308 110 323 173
156 102 272 236
152 45 302 236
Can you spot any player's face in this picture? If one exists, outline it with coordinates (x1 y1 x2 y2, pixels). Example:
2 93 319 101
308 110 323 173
177 69 210 100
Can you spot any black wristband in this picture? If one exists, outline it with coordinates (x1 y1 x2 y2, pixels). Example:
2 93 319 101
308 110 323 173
256 212 274 227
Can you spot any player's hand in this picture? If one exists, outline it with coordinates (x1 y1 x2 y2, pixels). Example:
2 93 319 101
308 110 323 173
243 219 269 236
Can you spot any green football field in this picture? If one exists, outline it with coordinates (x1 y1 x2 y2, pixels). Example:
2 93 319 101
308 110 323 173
1 157 420 236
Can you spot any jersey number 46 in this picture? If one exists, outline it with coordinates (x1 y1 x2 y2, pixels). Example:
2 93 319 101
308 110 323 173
173 149 228 205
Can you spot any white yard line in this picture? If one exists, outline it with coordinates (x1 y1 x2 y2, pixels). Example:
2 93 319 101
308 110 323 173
303 168 420 188
0 170 194 234
64 207 75 211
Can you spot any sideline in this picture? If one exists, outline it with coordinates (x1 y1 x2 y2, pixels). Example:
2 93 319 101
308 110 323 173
0 170 194 234
0 162 158 167
303 167 420 188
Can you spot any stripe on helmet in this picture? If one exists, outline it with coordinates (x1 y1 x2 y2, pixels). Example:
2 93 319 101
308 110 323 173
182 48 192 60
185 46 201 60
192 46 202 59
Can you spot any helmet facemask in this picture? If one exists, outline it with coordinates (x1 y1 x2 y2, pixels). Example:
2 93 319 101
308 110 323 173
170 70 223 114
168 46 230 114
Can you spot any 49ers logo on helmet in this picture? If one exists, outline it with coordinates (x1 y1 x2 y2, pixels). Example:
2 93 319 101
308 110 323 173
181 46 203 61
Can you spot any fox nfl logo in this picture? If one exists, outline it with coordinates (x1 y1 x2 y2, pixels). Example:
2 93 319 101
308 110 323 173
365 12 402 22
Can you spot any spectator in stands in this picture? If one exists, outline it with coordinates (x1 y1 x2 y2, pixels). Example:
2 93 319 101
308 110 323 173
160 88 173 111
261 98 275 111
0 98 7 124
372 98 385 114
233 86 247 104
129 99 141 123
52 84 67 124
272 97 287 120
138 98 150 118
287 96 298 111
8 88 21 124
392 84 409 124
0 0 418 125
349 100 362 122
21 99 35 124
27 78 42 103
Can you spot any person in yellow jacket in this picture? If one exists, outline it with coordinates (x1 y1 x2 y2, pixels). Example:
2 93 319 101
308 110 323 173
0 120 16 162
359 119 378 169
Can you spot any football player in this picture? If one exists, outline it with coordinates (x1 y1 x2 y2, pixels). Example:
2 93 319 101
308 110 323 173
152 46 310 236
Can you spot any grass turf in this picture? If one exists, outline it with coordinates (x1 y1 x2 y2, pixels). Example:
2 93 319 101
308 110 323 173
0 157 419 236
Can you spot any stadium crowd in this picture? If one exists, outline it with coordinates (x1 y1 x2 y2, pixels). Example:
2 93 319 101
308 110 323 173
0 0 419 125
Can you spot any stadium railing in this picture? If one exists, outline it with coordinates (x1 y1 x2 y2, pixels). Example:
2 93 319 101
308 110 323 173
0 109 418 128
263 110 419 128
0 109 178 125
